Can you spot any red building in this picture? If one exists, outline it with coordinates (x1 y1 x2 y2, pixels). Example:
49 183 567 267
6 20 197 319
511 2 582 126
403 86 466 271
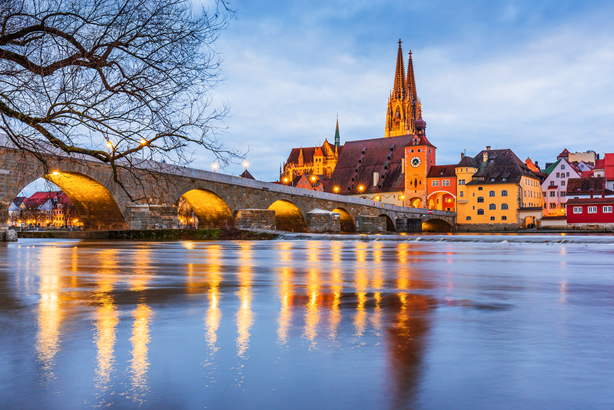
567 198 614 225
426 165 456 211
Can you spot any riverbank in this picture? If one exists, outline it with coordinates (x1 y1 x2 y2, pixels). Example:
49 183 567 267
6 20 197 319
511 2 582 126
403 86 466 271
17 228 279 241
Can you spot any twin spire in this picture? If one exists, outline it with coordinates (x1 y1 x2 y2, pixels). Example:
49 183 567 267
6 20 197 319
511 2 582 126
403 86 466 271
392 39 418 105
385 39 423 138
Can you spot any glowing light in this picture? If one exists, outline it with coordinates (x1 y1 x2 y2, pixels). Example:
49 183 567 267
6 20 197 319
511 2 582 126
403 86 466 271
283 177 288 183
375 196 380 201
212 163 218 172
311 176 316 182
52 171 60 175
106 141 113 149
243 161 249 169
333 186 340 193
140 138 147 145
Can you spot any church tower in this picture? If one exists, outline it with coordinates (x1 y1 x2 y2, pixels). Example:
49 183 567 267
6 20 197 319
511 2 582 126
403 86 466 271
385 40 423 138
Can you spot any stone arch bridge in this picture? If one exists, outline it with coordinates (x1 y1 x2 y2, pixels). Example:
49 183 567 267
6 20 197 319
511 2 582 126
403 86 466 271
0 142 455 234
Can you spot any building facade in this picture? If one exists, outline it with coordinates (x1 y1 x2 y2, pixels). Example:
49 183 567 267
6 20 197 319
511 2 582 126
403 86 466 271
541 158 581 216
456 148 544 229
427 165 457 211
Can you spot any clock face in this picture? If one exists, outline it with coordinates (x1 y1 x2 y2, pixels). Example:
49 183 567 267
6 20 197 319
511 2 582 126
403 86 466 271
411 156 421 168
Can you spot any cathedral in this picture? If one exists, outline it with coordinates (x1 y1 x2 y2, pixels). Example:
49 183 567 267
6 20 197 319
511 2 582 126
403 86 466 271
281 40 436 208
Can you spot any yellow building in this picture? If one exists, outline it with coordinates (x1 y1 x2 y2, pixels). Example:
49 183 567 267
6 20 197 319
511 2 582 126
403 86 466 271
456 148 544 229
281 120 341 181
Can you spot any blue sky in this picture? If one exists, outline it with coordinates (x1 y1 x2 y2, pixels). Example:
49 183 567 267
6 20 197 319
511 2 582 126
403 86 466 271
194 0 614 181
21 0 614 194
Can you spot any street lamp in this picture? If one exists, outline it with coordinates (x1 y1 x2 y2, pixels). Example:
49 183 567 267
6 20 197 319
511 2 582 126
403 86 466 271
333 186 339 193
243 161 249 170
358 185 364 192
212 163 218 172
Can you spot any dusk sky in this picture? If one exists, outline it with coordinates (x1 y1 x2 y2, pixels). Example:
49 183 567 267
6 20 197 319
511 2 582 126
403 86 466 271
195 0 614 181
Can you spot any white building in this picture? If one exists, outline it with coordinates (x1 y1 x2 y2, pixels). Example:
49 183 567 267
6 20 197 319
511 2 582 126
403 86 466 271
541 158 581 216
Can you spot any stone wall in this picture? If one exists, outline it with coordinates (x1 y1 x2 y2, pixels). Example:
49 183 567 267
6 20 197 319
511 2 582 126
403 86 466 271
396 218 422 233
306 211 341 233
356 216 387 233
457 222 522 232
235 209 276 231
126 205 179 230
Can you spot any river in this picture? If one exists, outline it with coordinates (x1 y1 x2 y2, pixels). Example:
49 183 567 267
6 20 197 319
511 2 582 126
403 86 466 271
1 236 613 409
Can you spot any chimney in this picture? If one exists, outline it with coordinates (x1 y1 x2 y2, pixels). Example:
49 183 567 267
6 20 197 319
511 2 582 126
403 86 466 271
461 152 465 159
373 172 380 187
486 146 491 150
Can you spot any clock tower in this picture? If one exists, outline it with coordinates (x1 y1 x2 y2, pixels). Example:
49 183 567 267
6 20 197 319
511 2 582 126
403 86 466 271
404 124 436 208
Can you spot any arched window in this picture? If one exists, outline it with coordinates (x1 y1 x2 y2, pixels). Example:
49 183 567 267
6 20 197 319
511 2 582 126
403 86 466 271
501 203 509 210
501 190 508 197
490 216 495 221
489 204 496 210
502 216 507 220
477 209 484 215
477 197 484 203
466 216 471 221
489 190 495 197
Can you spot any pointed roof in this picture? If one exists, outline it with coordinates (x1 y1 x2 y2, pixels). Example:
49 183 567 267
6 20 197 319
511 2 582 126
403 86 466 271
239 169 255 179
314 146 324 157
334 116 340 148
406 50 418 103
392 39 406 100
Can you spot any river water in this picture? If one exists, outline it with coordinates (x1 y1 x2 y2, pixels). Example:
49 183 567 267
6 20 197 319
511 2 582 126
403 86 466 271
1 236 613 409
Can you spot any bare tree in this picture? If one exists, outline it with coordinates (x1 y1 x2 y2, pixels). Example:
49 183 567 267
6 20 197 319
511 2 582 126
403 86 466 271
0 0 238 196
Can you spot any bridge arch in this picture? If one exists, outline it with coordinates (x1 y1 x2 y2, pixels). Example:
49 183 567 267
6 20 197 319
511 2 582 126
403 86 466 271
268 199 307 232
379 214 396 232
41 172 127 230
422 218 453 233
180 189 233 229
332 207 356 233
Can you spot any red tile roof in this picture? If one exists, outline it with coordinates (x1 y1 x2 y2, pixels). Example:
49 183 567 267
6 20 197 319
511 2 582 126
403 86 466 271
567 197 614 204
427 165 456 178
566 177 614 196
467 149 540 185
594 159 605 169
325 135 413 194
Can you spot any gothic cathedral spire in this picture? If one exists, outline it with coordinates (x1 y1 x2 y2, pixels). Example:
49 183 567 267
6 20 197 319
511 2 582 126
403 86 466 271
385 40 423 138
334 115 340 149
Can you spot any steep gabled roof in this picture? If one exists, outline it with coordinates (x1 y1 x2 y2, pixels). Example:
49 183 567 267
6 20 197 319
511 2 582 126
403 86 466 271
544 159 561 176
326 134 412 194
594 159 605 169
239 169 255 180
11 196 27 207
467 149 539 185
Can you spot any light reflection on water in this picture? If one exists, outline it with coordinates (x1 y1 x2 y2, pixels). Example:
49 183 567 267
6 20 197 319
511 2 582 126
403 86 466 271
1 238 614 409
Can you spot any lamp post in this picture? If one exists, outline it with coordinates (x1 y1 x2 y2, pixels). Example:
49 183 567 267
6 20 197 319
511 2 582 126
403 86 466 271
213 163 218 173
243 161 249 171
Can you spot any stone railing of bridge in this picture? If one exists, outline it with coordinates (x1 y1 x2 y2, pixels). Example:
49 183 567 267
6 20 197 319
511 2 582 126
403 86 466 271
0 138 455 234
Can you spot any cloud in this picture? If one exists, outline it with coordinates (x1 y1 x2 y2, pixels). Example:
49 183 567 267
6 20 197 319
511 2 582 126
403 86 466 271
191 0 614 180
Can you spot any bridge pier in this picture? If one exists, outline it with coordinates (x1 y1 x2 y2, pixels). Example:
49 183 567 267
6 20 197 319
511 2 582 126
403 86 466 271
235 209 276 231
306 210 341 233
396 218 422 233
356 216 387 233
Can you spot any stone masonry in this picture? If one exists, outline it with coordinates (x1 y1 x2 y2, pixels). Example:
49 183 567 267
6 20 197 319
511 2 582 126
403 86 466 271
356 216 387 234
306 210 341 233
235 209 276 231
126 205 179 230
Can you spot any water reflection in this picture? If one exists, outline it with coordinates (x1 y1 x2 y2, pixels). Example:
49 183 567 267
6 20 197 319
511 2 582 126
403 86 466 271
36 247 66 382
236 243 253 358
8 239 448 409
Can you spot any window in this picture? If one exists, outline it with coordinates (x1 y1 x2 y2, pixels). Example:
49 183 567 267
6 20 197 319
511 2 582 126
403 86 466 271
489 190 495 197
501 203 508 210
588 206 597 214
466 216 472 221
460 191 464 197
501 190 508 197
566 172 570 177
561 165 565 170
478 187 483 191
490 216 495 221
549 203 556 209
550 191 556 197
561 191 566 197
477 197 484 203
573 207 582 214
550 181 555 186
502 216 507 221
442 180 450 186
561 181 565 186
431 180 439 187
502 177 507 182
459 179 466 185
556 172 560 178
604 206 613 213
489 204 496 210
477 209 484 215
